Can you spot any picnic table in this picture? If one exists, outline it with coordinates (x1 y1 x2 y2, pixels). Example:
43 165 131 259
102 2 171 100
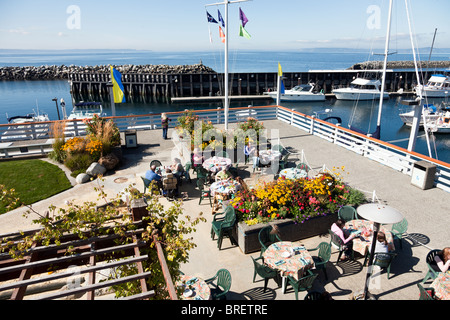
177 274 211 300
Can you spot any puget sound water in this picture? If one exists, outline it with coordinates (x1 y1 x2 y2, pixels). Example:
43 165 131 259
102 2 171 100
0 50 448 162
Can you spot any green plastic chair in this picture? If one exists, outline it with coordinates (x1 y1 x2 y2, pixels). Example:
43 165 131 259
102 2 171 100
251 256 280 292
338 206 357 222
369 252 398 279
391 218 408 250
422 249 441 284
211 206 236 250
328 229 353 262
285 270 318 300
150 160 162 168
141 176 151 194
258 225 282 256
278 153 290 172
417 283 435 300
141 177 159 195
296 162 310 172
197 178 212 207
308 242 331 280
183 162 192 183
205 268 232 300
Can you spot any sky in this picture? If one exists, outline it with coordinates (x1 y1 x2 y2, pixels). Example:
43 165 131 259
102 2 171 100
0 0 449 52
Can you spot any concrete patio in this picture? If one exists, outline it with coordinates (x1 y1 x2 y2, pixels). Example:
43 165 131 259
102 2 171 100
0 119 448 300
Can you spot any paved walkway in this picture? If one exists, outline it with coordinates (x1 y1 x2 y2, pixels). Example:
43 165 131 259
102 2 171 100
0 120 448 300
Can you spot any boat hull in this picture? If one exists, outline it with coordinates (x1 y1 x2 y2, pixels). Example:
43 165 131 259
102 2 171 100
265 92 325 102
333 90 389 101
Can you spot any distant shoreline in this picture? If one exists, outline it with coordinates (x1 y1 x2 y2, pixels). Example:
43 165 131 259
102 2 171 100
0 60 448 81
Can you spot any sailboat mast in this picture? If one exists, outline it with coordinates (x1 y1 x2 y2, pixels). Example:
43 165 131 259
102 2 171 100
375 0 393 133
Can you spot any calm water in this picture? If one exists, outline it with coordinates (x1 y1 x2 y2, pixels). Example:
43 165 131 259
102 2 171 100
0 50 448 162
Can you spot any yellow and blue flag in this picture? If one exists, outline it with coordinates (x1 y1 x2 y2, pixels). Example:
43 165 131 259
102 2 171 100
110 66 126 104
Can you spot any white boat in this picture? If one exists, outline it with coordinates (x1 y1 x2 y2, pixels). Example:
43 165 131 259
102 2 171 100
415 74 450 98
68 102 105 120
264 83 325 102
427 111 450 133
332 78 390 101
399 103 442 126
2 111 50 141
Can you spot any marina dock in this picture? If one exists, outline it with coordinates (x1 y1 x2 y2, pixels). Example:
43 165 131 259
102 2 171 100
0 115 448 300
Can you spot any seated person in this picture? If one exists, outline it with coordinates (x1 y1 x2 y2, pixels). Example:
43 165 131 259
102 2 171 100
162 169 179 197
331 218 357 260
369 231 389 254
215 166 232 181
145 164 162 189
171 158 185 184
192 148 204 168
435 247 450 272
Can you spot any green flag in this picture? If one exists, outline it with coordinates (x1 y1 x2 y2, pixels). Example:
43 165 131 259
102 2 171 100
239 25 251 39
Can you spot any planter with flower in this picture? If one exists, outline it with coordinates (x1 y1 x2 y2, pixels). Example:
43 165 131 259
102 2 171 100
230 169 367 253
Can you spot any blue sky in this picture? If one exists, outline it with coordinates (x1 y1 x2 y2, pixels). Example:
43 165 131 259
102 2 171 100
0 0 449 51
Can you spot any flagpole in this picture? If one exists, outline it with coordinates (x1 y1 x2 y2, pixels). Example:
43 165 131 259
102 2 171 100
276 75 281 106
224 1 229 131
206 0 251 131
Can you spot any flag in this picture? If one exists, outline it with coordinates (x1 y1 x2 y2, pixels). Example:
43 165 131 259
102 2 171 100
206 11 218 24
218 9 225 28
239 8 249 27
239 25 251 39
280 80 285 94
110 66 125 104
219 26 226 43
278 62 283 77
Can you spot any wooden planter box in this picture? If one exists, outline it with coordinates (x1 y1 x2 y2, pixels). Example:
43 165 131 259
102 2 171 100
232 213 338 254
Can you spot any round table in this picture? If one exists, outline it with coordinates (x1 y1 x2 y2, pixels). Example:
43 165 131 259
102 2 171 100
258 150 282 165
431 271 450 300
177 275 211 300
344 220 395 256
209 180 241 197
202 156 232 173
262 241 315 293
279 168 308 180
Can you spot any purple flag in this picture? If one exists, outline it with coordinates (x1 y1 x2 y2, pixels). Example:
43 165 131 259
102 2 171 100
239 7 248 27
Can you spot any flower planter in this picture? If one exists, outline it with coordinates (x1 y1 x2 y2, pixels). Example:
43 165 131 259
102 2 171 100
232 213 338 254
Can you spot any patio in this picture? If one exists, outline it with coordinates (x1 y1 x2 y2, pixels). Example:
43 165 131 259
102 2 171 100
0 119 448 300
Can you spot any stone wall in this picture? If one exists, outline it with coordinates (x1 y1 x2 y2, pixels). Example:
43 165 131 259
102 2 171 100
349 60 450 70
0 63 216 81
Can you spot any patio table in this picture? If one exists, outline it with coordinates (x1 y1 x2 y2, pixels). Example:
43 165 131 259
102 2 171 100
177 275 211 300
344 219 395 256
279 167 308 180
202 156 232 173
210 179 241 214
431 271 450 300
262 241 315 293
259 150 282 165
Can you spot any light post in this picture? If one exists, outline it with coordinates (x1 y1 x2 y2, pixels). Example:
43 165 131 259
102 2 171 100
52 98 61 120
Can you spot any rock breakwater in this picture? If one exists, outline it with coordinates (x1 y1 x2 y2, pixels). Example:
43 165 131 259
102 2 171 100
0 63 216 81
348 60 450 70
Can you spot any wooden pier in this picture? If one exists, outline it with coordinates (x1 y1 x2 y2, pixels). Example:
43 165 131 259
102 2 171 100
69 69 423 101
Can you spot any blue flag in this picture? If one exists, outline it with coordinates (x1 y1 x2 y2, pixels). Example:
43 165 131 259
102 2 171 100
218 9 225 28
206 11 218 24
280 80 285 94
110 66 125 104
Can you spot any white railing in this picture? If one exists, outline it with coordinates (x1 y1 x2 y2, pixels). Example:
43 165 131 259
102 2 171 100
277 106 450 193
1 105 449 193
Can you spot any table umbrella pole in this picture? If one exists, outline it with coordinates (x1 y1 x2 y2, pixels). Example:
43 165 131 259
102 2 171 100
363 222 380 300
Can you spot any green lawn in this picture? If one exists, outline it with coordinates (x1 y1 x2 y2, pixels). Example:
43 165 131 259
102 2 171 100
0 159 72 214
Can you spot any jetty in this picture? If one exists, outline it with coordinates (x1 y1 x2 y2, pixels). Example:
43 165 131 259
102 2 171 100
0 107 448 301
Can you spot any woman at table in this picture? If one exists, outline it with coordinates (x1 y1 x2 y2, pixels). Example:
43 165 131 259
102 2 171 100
435 247 450 272
235 176 249 193
369 231 389 254
192 148 204 168
215 166 232 181
331 219 357 260
171 158 185 185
